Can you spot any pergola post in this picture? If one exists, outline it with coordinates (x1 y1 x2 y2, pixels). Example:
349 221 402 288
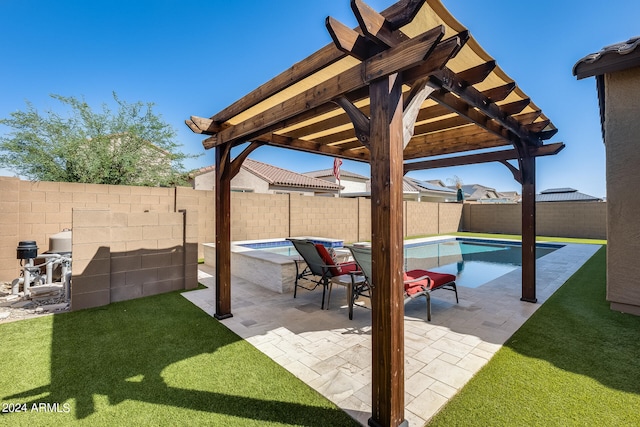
369 72 407 427
214 143 233 319
520 155 537 302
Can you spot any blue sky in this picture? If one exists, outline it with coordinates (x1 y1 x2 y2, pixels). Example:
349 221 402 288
1 0 638 198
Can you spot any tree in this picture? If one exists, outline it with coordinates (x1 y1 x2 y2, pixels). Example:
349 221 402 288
0 93 198 186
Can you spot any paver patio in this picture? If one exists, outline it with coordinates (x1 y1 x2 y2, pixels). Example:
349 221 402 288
184 239 600 426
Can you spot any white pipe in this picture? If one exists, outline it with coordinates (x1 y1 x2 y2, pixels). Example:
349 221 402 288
11 277 24 295
23 259 33 296
46 260 53 285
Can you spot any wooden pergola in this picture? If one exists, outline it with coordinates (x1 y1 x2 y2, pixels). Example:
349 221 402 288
186 1 562 425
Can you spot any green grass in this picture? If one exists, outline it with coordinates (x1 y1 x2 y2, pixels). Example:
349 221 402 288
451 231 607 245
428 246 640 426
0 291 359 427
403 232 606 245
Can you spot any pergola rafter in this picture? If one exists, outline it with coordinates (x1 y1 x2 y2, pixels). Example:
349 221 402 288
187 1 563 425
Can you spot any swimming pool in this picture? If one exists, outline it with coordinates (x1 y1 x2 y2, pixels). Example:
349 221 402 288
230 237 562 290
404 238 561 288
237 237 343 257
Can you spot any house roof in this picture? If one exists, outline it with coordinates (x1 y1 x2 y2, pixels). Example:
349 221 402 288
338 176 455 197
452 184 496 200
574 36 640 142
573 36 640 80
304 169 369 180
194 158 341 191
536 188 602 202
405 177 456 194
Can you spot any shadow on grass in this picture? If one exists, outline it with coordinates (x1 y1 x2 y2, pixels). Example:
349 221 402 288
3 291 356 426
503 246 640 395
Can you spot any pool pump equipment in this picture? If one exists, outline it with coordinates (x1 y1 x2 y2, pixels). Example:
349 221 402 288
12 230 72 302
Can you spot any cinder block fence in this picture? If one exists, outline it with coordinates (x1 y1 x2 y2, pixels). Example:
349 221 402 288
0 176 606 310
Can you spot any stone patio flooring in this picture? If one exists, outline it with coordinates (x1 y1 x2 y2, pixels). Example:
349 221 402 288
183 239 601 426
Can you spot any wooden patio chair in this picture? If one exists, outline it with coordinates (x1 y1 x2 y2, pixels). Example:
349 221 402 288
287 238 359 310
347 245 459 321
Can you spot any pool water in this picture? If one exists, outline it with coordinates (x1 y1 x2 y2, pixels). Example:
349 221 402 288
244 238 561 289
257 245 299 257
404 240 560 288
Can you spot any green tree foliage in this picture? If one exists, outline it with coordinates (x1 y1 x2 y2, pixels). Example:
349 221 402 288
0 93 198 186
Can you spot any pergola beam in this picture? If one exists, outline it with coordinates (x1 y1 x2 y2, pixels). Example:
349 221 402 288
282 79 509 142
428 89 513 142
428 68 543 146
208 0 429 125
255 134 371 162
403 142 565 172
202 28 457 149
352 0 410 48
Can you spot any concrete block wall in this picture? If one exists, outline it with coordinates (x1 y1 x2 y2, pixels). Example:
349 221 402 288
0 177 608 286
231 192 290 241
289 194 359 243
0 177 20 283
439 203 464 234
176 186 215 258
537 202 606 239
0 177 178 282
405 202 439 237
71 209 112 310
464 203 522 235
71 209 198 311
357 198 371 242
0 178 212 282
462 202 606 239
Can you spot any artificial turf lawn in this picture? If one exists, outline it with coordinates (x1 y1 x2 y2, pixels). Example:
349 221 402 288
0 291 359 427
428 247 640 426
452 231 607 245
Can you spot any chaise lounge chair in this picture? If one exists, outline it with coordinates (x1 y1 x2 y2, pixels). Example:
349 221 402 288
347 245 458 321
288 238 360 310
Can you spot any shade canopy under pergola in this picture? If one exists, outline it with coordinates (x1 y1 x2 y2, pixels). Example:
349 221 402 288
188 0 560 167
187 1 562 425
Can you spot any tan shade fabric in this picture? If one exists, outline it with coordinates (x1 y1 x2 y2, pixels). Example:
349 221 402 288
190 0 558 166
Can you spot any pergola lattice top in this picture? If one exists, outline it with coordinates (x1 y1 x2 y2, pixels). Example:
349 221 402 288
187 0 561 173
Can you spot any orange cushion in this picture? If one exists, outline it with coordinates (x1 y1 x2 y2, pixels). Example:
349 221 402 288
405 269 455 291
403 271 431 295
315 244 357 276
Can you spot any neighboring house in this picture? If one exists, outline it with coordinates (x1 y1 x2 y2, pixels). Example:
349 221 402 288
314 173 458 202
403 177 458 202
499 191 521 203
452 184 517 203
574 36 640 316
192 158 341 196
536 188 602 202
304 169 369 195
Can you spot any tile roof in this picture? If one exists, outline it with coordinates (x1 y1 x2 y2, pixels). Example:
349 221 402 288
574 36 640 79
536 188 602 202
304 169 369 180
193 159 341 191
243 159 340 190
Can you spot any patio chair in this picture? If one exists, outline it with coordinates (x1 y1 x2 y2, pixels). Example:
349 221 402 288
288 238 359 310
346 245 458 321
